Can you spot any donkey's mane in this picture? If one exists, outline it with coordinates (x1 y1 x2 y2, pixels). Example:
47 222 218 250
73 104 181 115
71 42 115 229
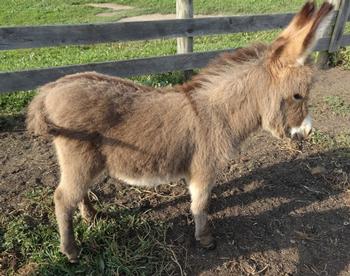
175 43 268 94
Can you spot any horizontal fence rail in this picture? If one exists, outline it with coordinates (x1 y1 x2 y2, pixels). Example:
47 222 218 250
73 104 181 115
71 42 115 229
1 35 349 94
0 50 222 93
0 11 344 51
0 13 296 50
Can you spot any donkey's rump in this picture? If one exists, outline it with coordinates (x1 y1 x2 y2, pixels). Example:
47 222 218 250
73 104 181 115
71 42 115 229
40 72 148 134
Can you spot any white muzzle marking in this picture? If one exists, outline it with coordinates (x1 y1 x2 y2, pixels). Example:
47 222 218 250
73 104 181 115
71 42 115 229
290 114 312 139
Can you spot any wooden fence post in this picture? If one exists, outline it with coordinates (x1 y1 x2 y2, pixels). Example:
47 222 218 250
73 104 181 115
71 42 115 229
176 0 194 79
328 0 350 52
317 0 349 68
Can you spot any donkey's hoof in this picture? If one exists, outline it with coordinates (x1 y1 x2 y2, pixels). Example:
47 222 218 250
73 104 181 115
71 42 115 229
200 239 216 250
198 235 216 250
60 244 79 263
68 256 79 264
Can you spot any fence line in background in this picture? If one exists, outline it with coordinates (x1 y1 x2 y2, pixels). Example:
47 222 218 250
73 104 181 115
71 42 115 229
0 0 350 93
2 35 349 94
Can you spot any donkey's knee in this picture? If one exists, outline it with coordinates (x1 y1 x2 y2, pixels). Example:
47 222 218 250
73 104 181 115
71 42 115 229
189 179 216 249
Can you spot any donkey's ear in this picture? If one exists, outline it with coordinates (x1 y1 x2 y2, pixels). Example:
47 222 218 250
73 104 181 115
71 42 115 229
278 0 317 39
269 0 334 67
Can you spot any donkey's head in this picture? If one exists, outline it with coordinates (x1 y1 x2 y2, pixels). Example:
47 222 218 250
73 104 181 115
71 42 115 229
259 0 334 140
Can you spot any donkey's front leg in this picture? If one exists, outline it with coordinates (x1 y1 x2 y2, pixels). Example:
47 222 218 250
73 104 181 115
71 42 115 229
189 177 216 249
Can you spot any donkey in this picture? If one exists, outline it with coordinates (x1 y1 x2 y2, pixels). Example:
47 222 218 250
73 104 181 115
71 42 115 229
27 1 333 262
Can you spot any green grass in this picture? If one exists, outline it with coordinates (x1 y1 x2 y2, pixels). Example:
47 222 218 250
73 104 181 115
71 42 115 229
310 129 350 150
0 91 36 114
0 0 142 26
324 95 350 116
309 129 350 158
0 187 182 275
0 0 307 27
329 46 350 70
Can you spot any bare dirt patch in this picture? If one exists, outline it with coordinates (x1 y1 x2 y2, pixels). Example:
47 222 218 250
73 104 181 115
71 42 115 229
86 3 133 10
86 3 220 20
311 68 350 134
119 14 220 22
1 68 350 275
86 3 133 17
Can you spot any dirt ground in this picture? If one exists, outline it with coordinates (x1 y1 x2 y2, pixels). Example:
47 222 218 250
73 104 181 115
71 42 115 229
85 2 221 20
118 14 221 22
1 68 350 275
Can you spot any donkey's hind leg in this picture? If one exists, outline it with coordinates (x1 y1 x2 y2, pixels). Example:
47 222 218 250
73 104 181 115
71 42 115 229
189 175 216 249
54 137 103 262
78 194 97 223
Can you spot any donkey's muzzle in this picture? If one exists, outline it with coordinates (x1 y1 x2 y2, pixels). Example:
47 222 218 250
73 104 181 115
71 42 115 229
290 114 312 140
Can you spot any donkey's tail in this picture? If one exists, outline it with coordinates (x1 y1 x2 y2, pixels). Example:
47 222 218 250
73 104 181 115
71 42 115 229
26 87 51 137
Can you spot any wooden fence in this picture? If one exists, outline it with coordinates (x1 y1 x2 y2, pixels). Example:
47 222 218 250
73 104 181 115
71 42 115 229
0 1 350 94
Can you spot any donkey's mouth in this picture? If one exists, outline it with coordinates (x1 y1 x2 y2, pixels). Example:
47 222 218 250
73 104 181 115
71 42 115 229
290 115 312 140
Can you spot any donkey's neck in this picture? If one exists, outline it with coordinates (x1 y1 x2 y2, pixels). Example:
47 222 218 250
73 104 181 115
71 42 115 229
193 66 263 161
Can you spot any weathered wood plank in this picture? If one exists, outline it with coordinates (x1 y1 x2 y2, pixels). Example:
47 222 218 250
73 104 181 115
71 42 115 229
0 49 229 93
340 34 350 45
0 35 347 94
329 0 350 52
0 13 301 50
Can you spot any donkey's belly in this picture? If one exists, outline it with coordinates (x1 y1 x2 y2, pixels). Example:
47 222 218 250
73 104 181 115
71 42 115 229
113 173 185 187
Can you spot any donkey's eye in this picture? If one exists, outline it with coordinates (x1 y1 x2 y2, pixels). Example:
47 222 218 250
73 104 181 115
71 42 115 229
293 93 303 101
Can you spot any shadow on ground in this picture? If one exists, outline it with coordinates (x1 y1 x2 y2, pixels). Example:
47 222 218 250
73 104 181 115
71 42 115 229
25 147 350 275
153 147 350 275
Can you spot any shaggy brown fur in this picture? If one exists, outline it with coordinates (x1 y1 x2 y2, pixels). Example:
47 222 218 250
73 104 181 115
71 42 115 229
26 1 333 262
